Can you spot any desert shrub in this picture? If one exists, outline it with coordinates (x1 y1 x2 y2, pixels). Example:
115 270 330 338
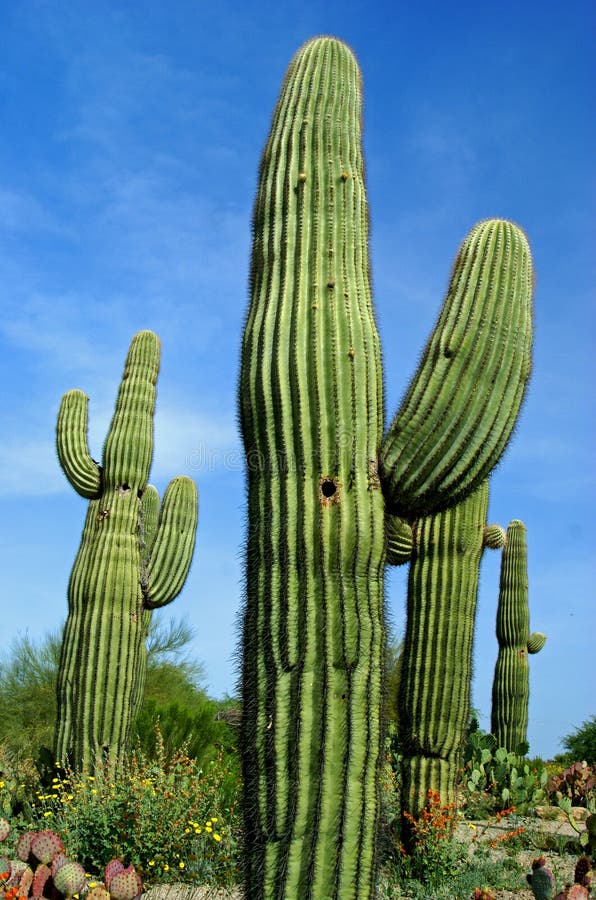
378 789 526 899
27 726 242 888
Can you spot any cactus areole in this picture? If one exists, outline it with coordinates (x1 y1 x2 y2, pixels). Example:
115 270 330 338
55 331 198 770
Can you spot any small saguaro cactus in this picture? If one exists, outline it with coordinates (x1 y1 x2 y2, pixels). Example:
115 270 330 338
491 519 546 752
240 34 533 900
55 331 198 770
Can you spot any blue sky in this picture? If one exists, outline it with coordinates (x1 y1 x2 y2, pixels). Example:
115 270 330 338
1 0 593 760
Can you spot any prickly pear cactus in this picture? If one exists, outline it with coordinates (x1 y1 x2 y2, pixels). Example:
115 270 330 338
30 829 65 865
108 867 143 900
55 331 198 770
53 861 87 899
491 520 546 752
527 857 556 900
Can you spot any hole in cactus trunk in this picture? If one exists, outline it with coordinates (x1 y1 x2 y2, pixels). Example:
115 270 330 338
319 477 340 506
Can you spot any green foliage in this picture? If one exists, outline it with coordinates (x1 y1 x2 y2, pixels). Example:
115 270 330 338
559 716 596 767
462 731 547 817
384 634 403 729
131 696 233 766
0 620 232 776
401 791 462 887
0 746 39 824
0 631 61 759
26 729 241 888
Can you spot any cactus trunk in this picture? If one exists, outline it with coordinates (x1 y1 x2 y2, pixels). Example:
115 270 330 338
491 520 546 752
240 37 385 900
55 332 198 770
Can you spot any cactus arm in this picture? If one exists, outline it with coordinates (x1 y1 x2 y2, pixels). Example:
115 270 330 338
102 330 160 491
143 476 198 609
483 523 506 549
527 631 547 654
139 485 160 562
240 37 384 900
130 484 160 721
379 220 534 518
56 390 102 499
386 515 413 566
399 480 497 823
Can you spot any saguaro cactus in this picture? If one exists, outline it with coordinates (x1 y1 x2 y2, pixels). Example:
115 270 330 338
240 35 533 899
398 481 505 821
55 331 198 770
240 37 385 900
491 520 546 752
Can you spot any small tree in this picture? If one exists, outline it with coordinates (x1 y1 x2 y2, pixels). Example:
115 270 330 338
560 715 596 765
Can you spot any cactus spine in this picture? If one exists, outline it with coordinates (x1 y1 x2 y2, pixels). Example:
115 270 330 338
55 331 198 770
241 35 533 897
491 520 546 752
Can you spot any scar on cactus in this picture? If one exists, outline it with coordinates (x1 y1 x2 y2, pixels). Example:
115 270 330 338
55 330 198 770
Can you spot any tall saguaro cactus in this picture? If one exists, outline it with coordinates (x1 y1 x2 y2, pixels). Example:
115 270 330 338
491 520 546 752
55 331 198 770
240 35 533 899
240 38 385 900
